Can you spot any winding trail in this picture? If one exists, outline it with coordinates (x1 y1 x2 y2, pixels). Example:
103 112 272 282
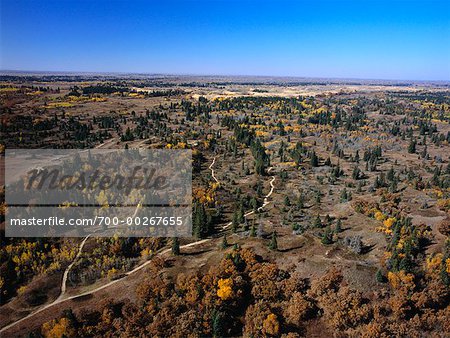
0 238 210 334
1 138 152 333
56 235 90 301
222 166 276 230
208 157 219 184
94 137 117 149
0 157 276 334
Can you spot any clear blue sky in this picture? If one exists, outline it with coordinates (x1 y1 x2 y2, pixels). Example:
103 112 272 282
1 0 449 81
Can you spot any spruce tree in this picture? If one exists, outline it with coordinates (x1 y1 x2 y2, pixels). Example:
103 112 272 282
335 218 342 233
221 235 228 249
172 237 180 256
297 193 305 209
321 226 333 244
310 150 319 167
376 269 386 283
250 223 257 237
232 210 238 233
268 231 278 250
340 188 349 202
284 195 291 206
314 214 322 228
211 310 225 338
408 138 416 154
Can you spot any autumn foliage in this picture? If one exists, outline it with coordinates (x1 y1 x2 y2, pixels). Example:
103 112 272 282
37 243 450 337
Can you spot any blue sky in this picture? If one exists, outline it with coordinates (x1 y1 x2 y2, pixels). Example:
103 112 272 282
1 0 449 80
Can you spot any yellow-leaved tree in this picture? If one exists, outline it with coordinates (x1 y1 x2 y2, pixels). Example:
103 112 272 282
217 278 233 300
262 313 280 336
41 317 75 338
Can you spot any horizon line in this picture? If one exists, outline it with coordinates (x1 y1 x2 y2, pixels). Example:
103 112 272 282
1 69 449 84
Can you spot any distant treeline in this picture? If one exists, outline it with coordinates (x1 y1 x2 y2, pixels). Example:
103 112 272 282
81 85 185 97
388 91 450 104
82 84 129 94
145 89 186 97
3 74 447 88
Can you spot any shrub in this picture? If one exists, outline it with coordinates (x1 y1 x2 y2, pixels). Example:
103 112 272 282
343 236 363 254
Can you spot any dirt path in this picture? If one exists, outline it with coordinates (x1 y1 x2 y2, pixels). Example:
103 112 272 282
209 157 219 184
0 234 93 333
0 237 211 334
0 158 277 334
222 166 275 230
94 137 117 149
56 235 90 301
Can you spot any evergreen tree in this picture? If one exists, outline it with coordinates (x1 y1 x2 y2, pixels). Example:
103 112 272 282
335 218 342 233
340 188 349 202
238 205 245 224
352 166 361 180
315 191 321 204
284 195 291 206
250 223 257 237
399 254 413 272
314 214 322 228
221 235 228 250
268 231 278 250
321 226 333 244
242 218 249 231
211 310 225 338
297 193 305 209
376 269 386 283
310 150 319 167
193 202 209 238
250 197 258 212
172 237 180 256
408 138 416 154
387 166 395 181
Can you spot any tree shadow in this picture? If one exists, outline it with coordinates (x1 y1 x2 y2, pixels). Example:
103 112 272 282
72 293 93 302
361 243 376 254
182 248 213 256
278 244 304 253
